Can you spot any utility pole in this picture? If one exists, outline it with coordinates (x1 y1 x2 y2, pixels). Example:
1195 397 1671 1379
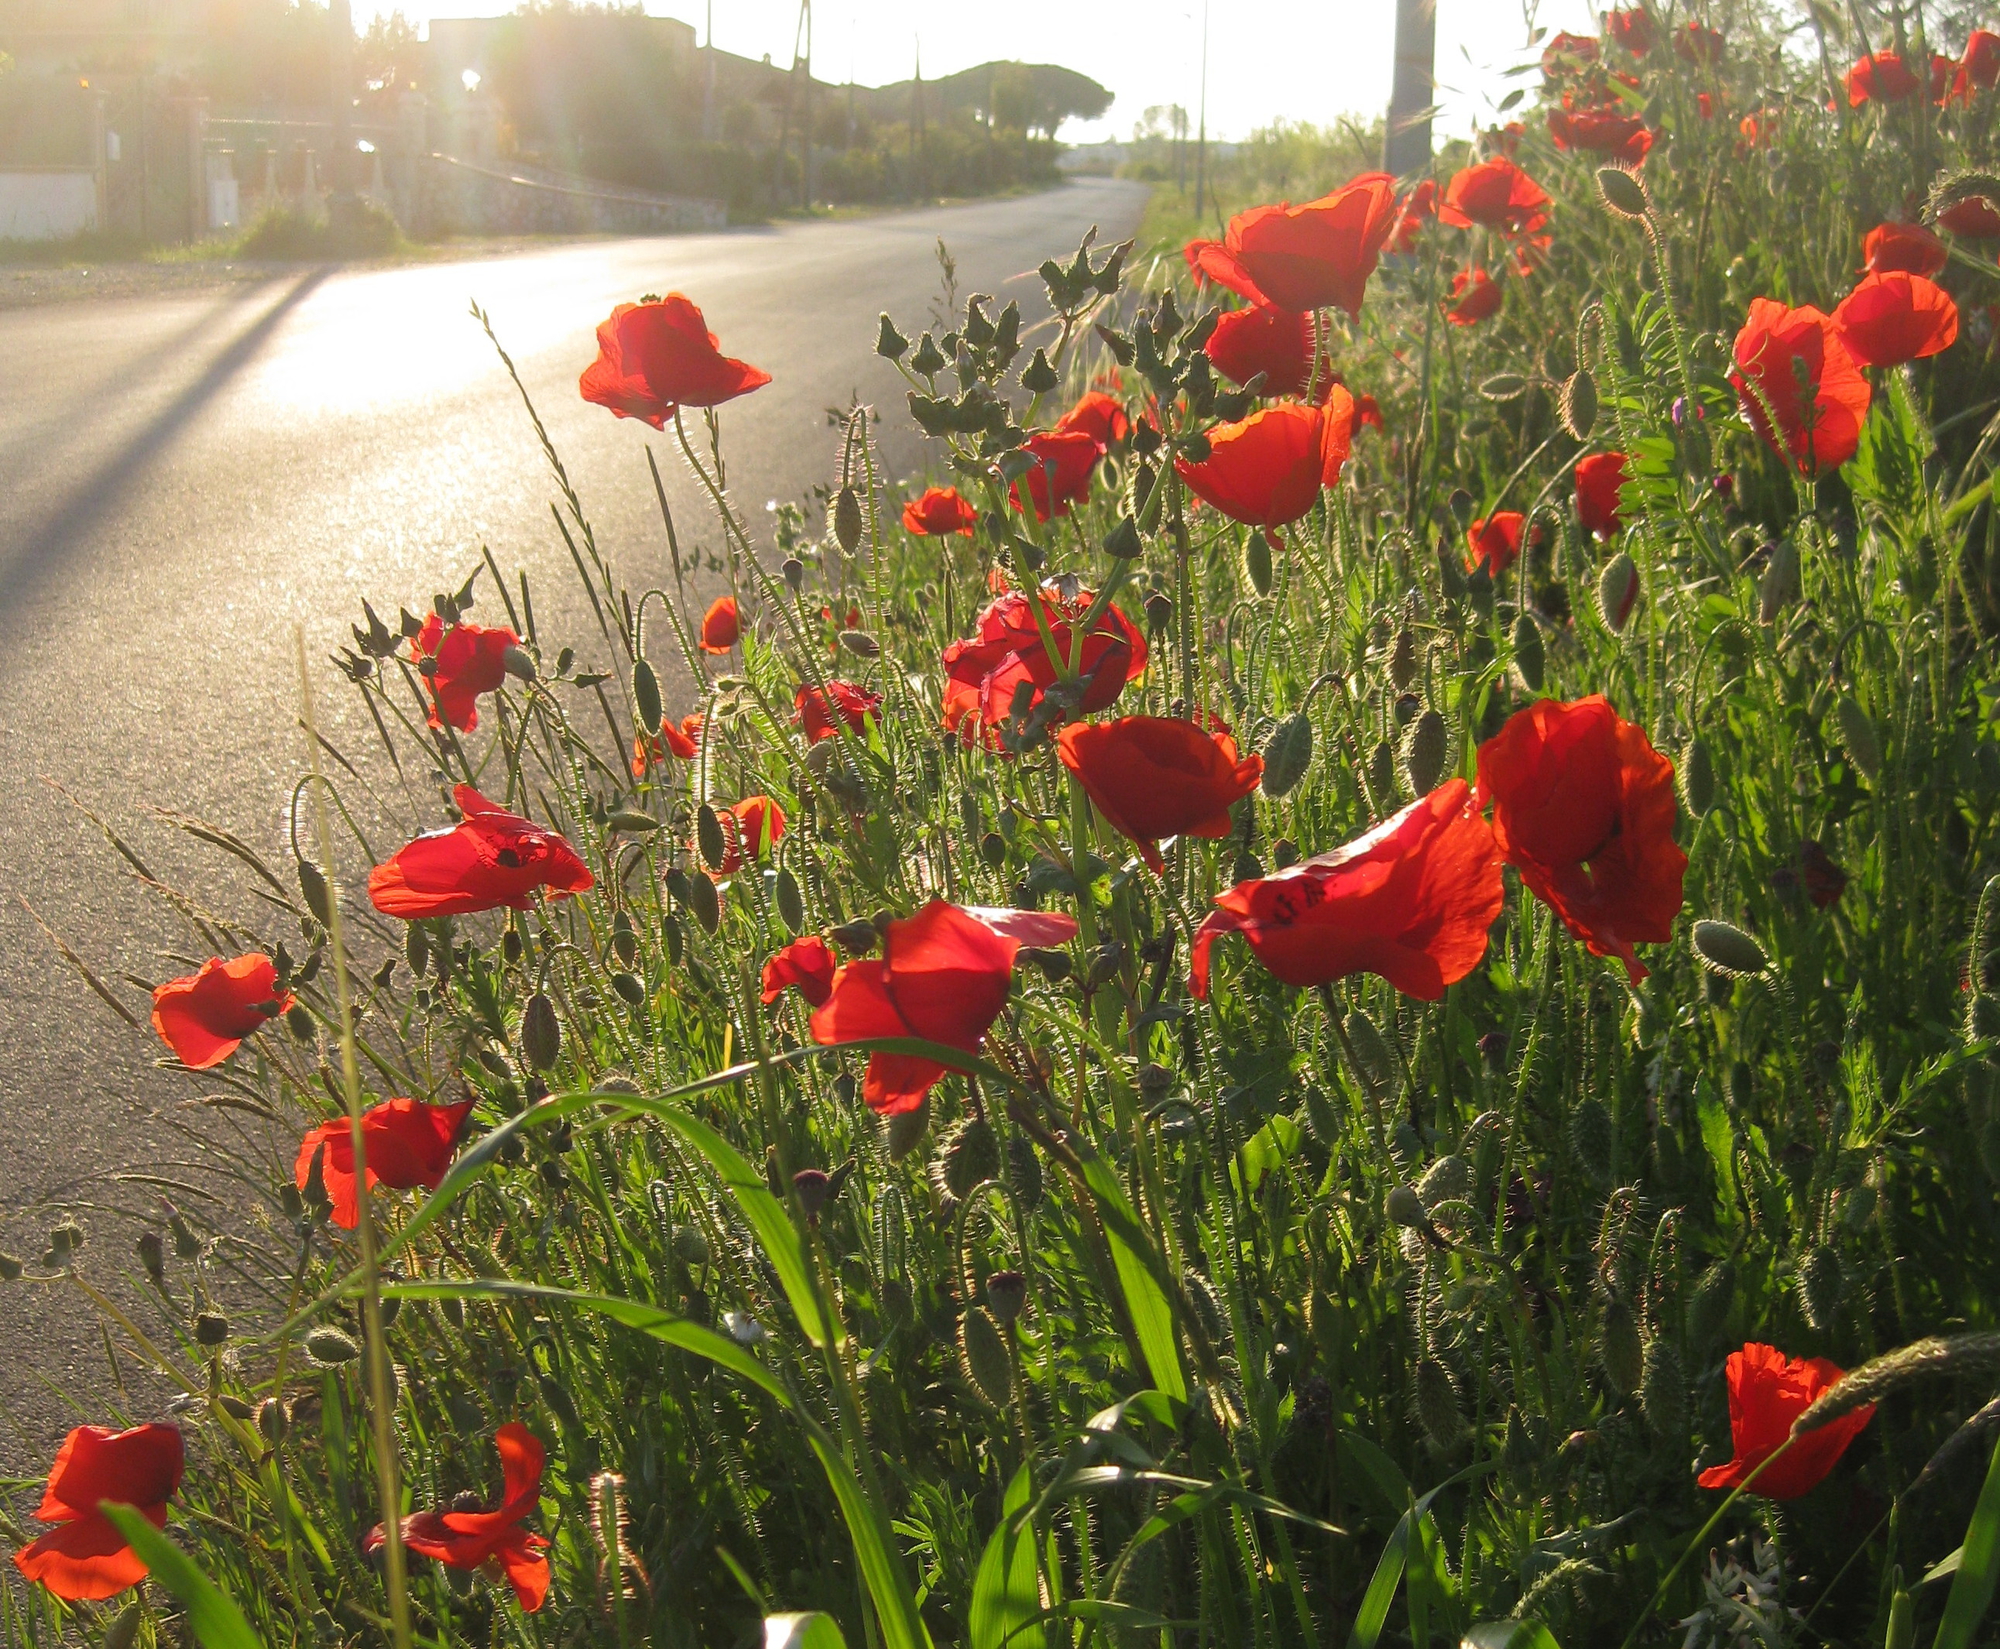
702 0 715 143
1384 0 1437 177
328 0 353 204
910 40 924 201
797 0 812 209
1192 0 1208 221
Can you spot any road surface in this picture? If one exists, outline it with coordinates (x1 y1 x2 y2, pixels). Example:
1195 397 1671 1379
0 177 1148 1464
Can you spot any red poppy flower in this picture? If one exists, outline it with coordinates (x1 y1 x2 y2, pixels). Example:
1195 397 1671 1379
410 616 519 734
1476 696 1686 984
1676 21 1725 65
1730 299 1871 476
762 935 837 1008
1846 51 1921 105
1965 30 2000 91
1183 238 1272 306
369 785 594 919
1222 173 1400 316
1604 9 1654 53
1466 511 1528 577
1008 429 1103 523
295 1095 475 1230
1388 180 1436 253
579 295 771 429
1540 30 1599 78
1833 271 1960 367
1547 98 1654 164
1737 110 1777 150
1175 392 1354 543
1697 91 1717 119
1446 267 1503 327
700 595 740 654
795 680 881 744
150 952 292 1070
810 901 1079 1113
1799 840 1848 908
1439 157 1551 234
711 795 785 874
1931 51 1967 106
1056 390 1131 448
1190 780 1502 1001
369 1424 550 1611
1697 1344 1875 1500
1353 393 1384 431
941 585 1148 746
901 486 979 537
1863 220 1947 276
1941 195 2000 239
1575 451 1630 539
1057 716 1264 873
632 713 703 775
12 1424 184 1600
1204 304 1314 396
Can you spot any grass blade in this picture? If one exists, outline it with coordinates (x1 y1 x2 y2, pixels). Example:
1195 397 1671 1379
99 1504 265 1649
1935 1433 2000 1649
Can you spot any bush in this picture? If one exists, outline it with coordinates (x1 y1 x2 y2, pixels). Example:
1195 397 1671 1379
235 196 404 260
18 3 2000 1646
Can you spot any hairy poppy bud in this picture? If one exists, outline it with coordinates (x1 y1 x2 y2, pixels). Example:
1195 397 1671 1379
1834 694 1881 781
1021 348 1059 395
611 912 638 966
1144 591 1174 633
985 1269 1027 1324
1641 1337 1685 1438
1600 1297 1642 1394
501 645 535 682
1386 1184 1428 1229
611 971 644 1005
1368 738 1397 806
776 867 806 934
1680 735 1714 816
1598 552 1640 633
672 1223 711 1267
687 870 721 934
256 1396 289 1445
696 804 727 870
631 659 663 738
286 1003 316 1043
1693 918 1769 977
136 1230 165 1282
102 1602 144 1649
1244 530 1274 598
1404 709 1448 796
838 629 880 658
831 918 879 955
1414 1357 1468 1451
1758 537 1798 624
1103 515 1142 559
522 992 561 1071
833 485 864 555
1447 487 1474 528
1389 627 1419 692
1083 943 1126 993
1596 165 1650 219
298 859 333 925
934 1118 1000 1202
1511 612 1545 692
885 1099 929 1161
1435 536 1467 602
1019 945 1071 981
960 1305 1013 1406
876 312 909 360
791 1168 831 1220
1569 1097 1614 1181
1797 1243 1843 1332
1561 369 1599 440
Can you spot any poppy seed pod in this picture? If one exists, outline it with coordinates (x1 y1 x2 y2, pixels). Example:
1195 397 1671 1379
1597 165 1651 219
1598 552 1641 633
1693 918 1770 977
522 993 560 1071
1144 591 1174 633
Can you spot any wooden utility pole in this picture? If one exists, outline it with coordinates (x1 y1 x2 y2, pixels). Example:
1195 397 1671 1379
328 0 353 199
1384 0 1437 177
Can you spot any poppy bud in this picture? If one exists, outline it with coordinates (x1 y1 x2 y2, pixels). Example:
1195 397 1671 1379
885 1099 929 1161
960 1305 1013 1406
1693 918 1769 977
1465 563 1494 618
257 1396 290 1445
1386 1184 1428 1228
136 1230 165 1282
934 1118 1000 1202
1797 1242 1843 1331
663 913 684 965
1103 516 1143 559
776 868 806 934
1596 164 1651 219
298 859 333 926
696 804 727 869
611 971 644 1005
1144 592 1174 633
285 1002 316 1043
540 1374 583 1430
831 918 879 955
1021 348 1060 394
688 870 721 933
1834 694 1881 781
1414 1357 1468 1451
1479 373 1529 402
522 992 561 1071
671 1223 711 1267
1404 709 1449 796
632 659 664 738
501 645 536 683
1680 735 1715 817
1434 537 1467 603
1447 488 1474 528
1758 537 1798 624
1597 552 1640 633
910 332 946 376
1244 530 1274 598
1560 369 1599 439
876 313 909 360
833 485 864 554
791 1168 831 1220
1083 943 1126 993
1019 946 1072 981
406 921 430 977
1641 1337 1686 1439
164 1208 195 1257
1368 739 1398 806
838 629 880 658
1178 431 1211 463
1600 1297 1643 1394
1570 1097 1614 1181
1389 627 1419 692
1248 710 1309 799
1511 612 1545 692
610 914 638 967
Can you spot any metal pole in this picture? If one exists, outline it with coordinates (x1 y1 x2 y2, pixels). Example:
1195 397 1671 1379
1193 0 1208 221
328 0 353 199
1383 0 1437 178
702 0 715 143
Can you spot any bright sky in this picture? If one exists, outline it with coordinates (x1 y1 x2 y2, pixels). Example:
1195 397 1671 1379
367 0 1606 144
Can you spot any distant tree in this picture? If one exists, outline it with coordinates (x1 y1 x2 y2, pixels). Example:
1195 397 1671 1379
358 10 421 97
984 62 1110 138
486 0 698 159
1133 103 1189 143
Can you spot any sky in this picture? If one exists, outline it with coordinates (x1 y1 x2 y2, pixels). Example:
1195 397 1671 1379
364 0 1607 145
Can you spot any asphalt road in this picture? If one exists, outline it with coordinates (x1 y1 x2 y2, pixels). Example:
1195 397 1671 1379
0 177 1148 1466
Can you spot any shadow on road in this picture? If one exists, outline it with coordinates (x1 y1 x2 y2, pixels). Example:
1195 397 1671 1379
0 268 329 612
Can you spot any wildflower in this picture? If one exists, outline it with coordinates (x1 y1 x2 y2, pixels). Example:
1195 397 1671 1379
1964 29 2000 92
1696 1344 1875 1499
579 294 770 428
1190 780 1503 1000
1941 195 2000 239
1057 716 1264 873
150 953 293 1070
1388 180 1436 253
1862 220 1947 276
941 585 1147 745
1204 304 1314 396
1476 695 1687 984
1439 156 1551 235
1676 21 1725 65
1353 393 1384 431
795 680 881 743
1183 237 1271 306
810 901 1079 1113
410 616 520 734
1604 9 1654 53
1008 429 1103 522
1174 394 1354 545
1845 51 1921 106
1833 271 1959 368
1445 267 1503 327
1221 173 1401 315
1729 299 1871 476
762 935 837 1008
369 786 594 918
368 1424 550 1611
295 1096 474 1229
1547 98 1654 165
1055 390 1130 448
12 1424 184 1600
1466 511 1527 577
712 796 785 874
1540 30 1599 78
1575 451 1631 539
1799 840 1848 908
901 486 978 537
699 595 740 653
632 713 702 775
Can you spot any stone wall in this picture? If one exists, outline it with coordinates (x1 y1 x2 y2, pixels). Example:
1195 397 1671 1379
410 153 726 237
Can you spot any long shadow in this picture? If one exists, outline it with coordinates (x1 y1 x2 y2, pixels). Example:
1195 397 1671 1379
0 267 329 611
